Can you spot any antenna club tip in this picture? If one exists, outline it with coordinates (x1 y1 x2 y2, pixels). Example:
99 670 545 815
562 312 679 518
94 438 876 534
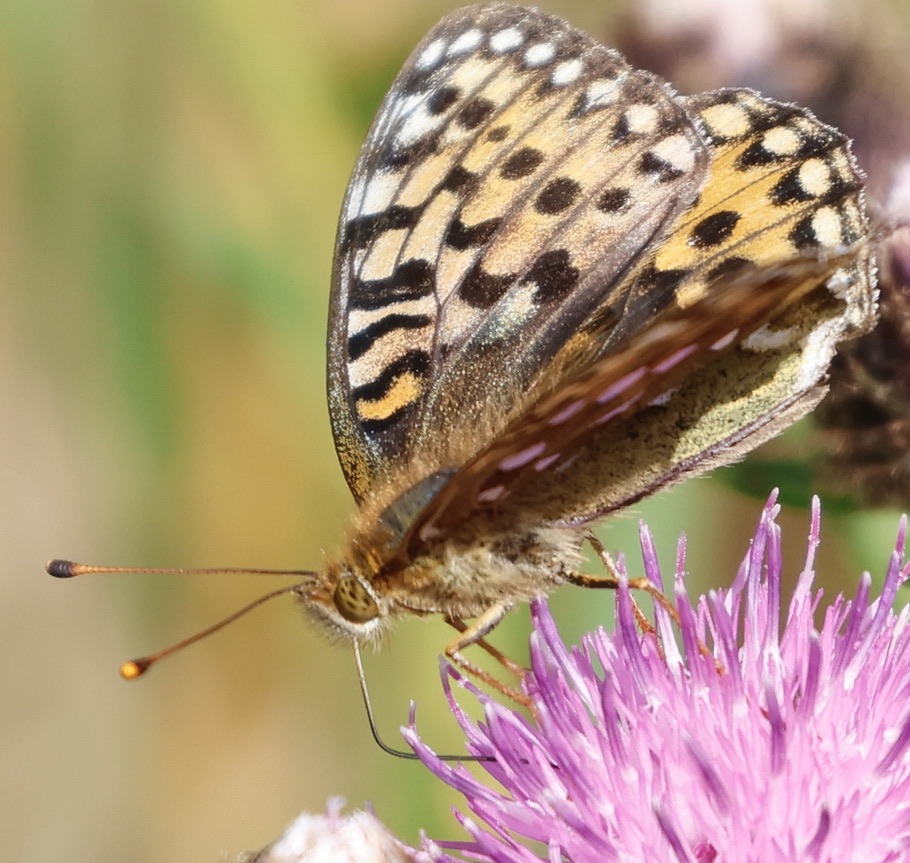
46 559 78 578
120 659 151 680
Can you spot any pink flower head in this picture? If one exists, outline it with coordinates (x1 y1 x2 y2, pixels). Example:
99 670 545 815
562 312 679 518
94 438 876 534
406 494 910 862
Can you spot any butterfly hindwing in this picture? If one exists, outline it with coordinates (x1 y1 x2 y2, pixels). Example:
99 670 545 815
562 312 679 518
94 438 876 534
399 250 863 554
389 86 876 556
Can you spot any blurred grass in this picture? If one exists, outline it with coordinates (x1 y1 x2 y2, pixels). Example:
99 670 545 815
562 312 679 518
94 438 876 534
2 1 907 861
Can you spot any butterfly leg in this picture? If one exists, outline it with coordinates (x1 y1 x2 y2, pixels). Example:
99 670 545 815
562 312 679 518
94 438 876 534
578 533 717 667
444 613 526 680
444 605 535 710
570 531 678 636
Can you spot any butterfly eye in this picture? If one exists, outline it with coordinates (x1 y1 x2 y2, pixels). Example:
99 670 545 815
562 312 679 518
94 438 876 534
334 574 379 624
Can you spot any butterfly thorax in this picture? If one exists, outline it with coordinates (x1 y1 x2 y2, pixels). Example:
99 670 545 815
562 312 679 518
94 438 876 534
296 479 585 645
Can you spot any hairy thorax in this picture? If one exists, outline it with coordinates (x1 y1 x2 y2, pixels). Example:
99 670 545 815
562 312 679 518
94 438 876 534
296 512 584 646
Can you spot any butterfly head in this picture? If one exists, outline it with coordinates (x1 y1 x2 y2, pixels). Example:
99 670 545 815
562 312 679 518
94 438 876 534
294 558 392 645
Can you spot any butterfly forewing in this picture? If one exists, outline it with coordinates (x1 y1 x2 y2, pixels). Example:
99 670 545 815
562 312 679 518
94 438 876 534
328 4 710 505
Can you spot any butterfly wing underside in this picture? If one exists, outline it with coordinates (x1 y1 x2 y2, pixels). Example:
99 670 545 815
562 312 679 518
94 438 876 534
393 82 876 558
399 250 867 557
325 3 876 575
327 4 712 504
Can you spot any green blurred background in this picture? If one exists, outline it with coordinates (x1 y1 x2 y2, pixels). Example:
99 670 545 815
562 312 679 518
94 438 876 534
4 0 908 860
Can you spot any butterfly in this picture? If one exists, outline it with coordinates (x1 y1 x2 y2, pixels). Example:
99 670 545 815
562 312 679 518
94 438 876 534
49 4 877 693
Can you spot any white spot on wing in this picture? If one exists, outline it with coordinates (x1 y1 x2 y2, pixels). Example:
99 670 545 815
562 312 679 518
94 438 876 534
524 41 556 67
794 318 842 390
488 284 537 338
596 367 647 405
534 452 561 471
648 388 676 407
477 484 506 503
548 398 587 426
582 78 620 112
710 328 740 351
490 26 523 53
812 207 843 246
343 173 367 223
419 522 443 542
551 57 584 86
356 171 400 217
742 324 797 352
358 228 409 281
653 344 698 374
396 103 444 146
448 28 483 56
651 134 697 174
595 395 641 426
798 159 832 198
762 126 801 156
416 39 446 71
625 104 659 134
700 102 751 138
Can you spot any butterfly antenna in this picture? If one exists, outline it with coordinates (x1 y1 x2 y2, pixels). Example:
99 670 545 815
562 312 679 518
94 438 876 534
46 559 317 579
121 584 304 678
46 559 315 678
351 642 494 763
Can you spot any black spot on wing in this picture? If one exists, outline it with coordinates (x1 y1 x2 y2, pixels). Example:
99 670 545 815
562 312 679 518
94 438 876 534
705 256 752 283
535 177 582 215
446 217 502 250
427 85 460 115
689 210 741 248
350 259 435 310
459 262 515 309
611 111 632 143
637 150 685 182
634 262 690 301
400 65 433 97
347 313 433 361
458 97 496 130
343 204 423 254
441 165 477 193
735 126 833 171
379 129 443 170
524 249 579 301
597 187 631 213
770 165 861 207
500 147 545 180
789 216 820 250
770 167 815 205
736 139 788 169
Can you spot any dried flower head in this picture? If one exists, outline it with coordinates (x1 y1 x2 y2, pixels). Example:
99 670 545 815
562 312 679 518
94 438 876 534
249 798 412 863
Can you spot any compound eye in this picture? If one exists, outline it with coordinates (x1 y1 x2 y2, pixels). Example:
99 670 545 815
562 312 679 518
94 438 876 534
333 575 379 623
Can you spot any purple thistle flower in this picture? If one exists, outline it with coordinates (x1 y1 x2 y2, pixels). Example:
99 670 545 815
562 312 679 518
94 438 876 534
405 494 910 863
